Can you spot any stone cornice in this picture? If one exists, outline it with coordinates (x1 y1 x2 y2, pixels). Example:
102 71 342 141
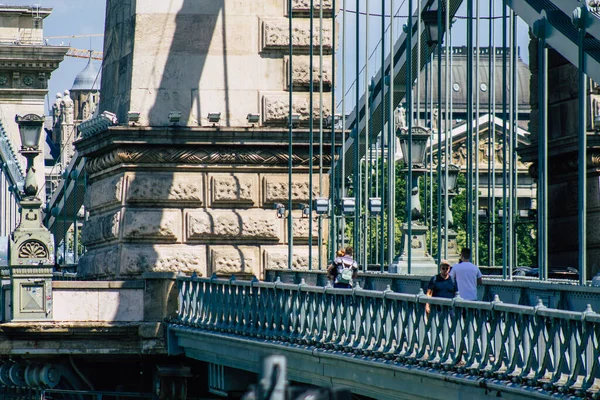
0 61 62 70
84 145 334 174
75 126 344 157
528 150 600 179
0 6 52 17
518 133 600 162
0 45 68 64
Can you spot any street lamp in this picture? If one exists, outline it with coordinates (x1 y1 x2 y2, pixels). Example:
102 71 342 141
441 164 461 263
397 126 430 168
441 164 460 194
395 126 437 275
421 9 441 46
15 114 44 198
10 114 55 321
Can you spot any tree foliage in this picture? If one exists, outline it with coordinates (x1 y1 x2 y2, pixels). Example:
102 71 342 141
343 159 537 267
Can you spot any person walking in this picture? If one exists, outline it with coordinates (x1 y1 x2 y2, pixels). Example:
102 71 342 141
425 260 457 314
327 246 358 289
449 248 482 301
327 248 345 282
427 260 457 299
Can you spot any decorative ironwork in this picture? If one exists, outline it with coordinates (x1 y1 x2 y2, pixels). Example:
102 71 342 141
171 277 600 397
18 240 49 259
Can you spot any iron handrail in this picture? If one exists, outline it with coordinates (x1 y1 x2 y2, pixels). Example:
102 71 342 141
171 276 600 396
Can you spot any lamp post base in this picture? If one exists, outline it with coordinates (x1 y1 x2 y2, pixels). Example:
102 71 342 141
442 228 461 265
395 223 438 276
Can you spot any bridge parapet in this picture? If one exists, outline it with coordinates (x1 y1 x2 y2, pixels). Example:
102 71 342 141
265 269 600 311
168 276 600 398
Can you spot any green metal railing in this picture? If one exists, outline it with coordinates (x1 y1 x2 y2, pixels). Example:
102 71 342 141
172 276 600 396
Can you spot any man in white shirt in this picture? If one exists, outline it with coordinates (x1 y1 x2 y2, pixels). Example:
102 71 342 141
449 248 482 301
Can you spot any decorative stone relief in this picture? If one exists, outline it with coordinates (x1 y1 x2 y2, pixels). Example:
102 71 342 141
84 147 329 173
210 173 258 206
263 246 321 270
85 174 124 211
37 72 47 89
285 56 332 90
288 0 334 14
261 19 332 52
123 210 182 242
120 245 207 277
187 210 281 242
81 211 121 246
263 174 320 204
22 75 34 86
126 172 203 205
262 92 332 124
291 214 320 242
210 246 259 276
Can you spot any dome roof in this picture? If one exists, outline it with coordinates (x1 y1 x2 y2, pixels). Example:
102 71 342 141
71 54 101 91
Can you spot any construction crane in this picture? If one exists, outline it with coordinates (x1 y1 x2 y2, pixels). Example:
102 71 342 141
66 48 103 60
44 34 104 60
45 34 103 39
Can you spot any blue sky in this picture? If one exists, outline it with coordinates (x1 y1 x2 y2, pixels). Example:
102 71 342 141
2 0 106 113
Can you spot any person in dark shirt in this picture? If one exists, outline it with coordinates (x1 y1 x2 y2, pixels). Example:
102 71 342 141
425 260 457 313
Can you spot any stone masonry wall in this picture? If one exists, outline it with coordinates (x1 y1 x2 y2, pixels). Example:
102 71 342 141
79 170 328 279
100 0 335 128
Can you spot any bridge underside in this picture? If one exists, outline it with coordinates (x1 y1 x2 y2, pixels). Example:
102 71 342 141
168 326 554 400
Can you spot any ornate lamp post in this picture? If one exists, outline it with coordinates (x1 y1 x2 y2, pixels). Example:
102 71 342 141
396 126 437 275
442 164 461 264
9 114 54 321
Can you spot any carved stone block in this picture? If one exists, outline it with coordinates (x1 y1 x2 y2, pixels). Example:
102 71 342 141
261 19 332 53
262 92 331 124
77 247 121 278
291 214 320 243
288 0 334 15
209 173 258 206
263 246 321 270
285 56 332 90
120 245 207 277
263 174 321 204
126 172 203 205
81 211 121 246
187 210 282 242
209 246 259 276
123 210 182 242
85 174 124 211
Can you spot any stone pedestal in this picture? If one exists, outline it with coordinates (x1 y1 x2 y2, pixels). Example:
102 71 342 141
76 129 335 280
9 198 55 321
442 228 461 265
397 223 437 276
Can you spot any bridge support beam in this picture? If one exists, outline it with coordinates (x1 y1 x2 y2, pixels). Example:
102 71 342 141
169 326 555 400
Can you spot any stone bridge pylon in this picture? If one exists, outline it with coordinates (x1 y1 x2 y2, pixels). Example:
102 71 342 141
76 0 337 280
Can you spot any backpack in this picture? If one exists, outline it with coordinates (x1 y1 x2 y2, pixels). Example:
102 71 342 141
336 256 357 284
